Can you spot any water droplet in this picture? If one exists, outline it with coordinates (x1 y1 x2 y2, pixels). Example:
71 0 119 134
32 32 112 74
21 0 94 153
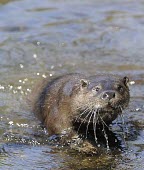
136 108 141 111
21 123 28 127
61 42 66 47
17 86 22 90
16 123 20 127
20 64 24 68
20 90 24 94
27 88 31 92
42 74 47 78
0 85 5 90
37 41 40 45
8 85 13 90
8 121 14 125
33 54 37 58
37 72 40 76
50 65 54 69
13 90 18 94
129 81 135 85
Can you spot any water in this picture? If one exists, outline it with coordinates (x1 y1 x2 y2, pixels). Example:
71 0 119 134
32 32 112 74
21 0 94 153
0 0 144 169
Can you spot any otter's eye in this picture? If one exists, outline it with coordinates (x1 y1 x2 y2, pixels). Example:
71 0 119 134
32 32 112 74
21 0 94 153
117 85 123 92
92 86 100 92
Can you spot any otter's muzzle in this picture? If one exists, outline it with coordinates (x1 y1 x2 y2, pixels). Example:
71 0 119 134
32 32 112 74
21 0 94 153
101 91 116 101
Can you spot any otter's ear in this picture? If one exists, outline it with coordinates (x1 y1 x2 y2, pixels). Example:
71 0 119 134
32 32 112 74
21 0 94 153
123 76 129 86
80 79 89 88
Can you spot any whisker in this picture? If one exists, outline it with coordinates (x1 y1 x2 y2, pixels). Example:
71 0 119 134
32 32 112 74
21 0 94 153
118 105 128 149
74 102 94 123
102 120 110 151
93 109 98 143
97 110 109 129
119 106 127 130
74 107 90 123
77 110 92 133
74 102 94 111
86 109 94 139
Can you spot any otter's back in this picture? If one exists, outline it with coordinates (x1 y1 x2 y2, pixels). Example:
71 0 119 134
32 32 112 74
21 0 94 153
33 73 85 123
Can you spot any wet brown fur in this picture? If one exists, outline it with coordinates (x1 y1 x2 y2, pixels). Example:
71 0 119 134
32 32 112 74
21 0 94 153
32 73 130 136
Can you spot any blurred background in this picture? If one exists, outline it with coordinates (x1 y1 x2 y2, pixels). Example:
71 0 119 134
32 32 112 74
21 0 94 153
0 0 144 169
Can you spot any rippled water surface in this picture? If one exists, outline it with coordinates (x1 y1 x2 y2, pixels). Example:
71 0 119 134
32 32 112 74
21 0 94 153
0 0 144 169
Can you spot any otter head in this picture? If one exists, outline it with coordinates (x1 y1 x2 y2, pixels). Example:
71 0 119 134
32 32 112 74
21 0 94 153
72 75 130 125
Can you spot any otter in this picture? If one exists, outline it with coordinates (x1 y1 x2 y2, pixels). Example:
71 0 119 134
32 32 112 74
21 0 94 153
32 73 130 140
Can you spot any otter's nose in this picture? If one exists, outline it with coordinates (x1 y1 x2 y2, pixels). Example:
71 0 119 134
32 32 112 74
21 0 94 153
102 91 115 100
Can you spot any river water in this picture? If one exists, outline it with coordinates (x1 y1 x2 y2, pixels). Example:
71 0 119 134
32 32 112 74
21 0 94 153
0 0 144 169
